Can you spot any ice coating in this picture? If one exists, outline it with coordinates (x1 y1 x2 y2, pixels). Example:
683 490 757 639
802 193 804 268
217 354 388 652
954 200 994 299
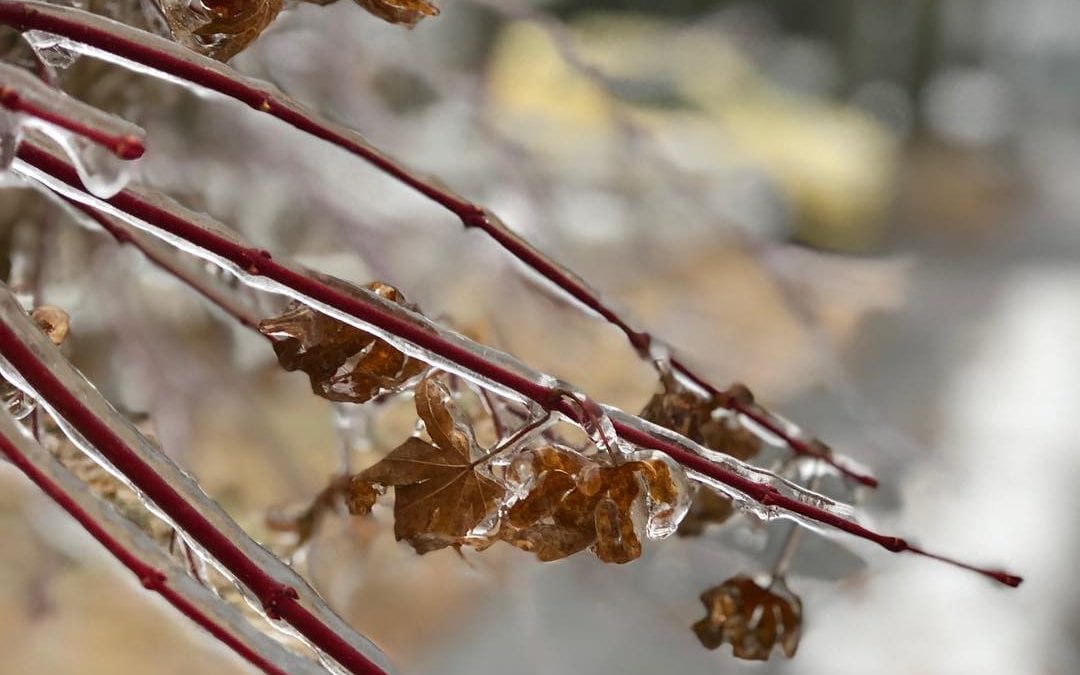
629 448 693 540
0 0 881 488
22 29 80 68
610 406 858 520
0 62 146 159
0 354 363 675
0 286 396 675
0 410 331 675
22 121 135 196
0 65 144 197
10 144 862 541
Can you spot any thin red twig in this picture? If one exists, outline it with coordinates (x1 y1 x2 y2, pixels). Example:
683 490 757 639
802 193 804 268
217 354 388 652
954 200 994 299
0 84 144 159
69 200 267 335
0 310 389 674
0 422 290 675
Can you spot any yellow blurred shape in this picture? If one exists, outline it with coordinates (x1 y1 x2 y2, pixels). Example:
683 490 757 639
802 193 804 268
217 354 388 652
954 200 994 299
487 16 898 251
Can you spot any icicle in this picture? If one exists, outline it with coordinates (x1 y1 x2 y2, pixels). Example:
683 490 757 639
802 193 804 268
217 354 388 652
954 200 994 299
22 122 136 197
22 30 80 69
630 448 692 540
554 385 636 460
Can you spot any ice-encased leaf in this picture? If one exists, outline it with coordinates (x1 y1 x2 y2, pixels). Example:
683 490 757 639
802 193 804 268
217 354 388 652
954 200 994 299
157 0 283 61
259 280 428 404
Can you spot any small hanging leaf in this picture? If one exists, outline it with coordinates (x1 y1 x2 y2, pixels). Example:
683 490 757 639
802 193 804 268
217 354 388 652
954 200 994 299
259 281 427 404
354 0 440 27
347 374 504 553
693 575 802 660
640 374 760 535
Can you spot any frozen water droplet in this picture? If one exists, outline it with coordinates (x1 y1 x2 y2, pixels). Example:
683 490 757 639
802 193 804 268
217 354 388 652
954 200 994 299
504 451 535 497
66 135 134 198
23 31 80 70
25 120 136 198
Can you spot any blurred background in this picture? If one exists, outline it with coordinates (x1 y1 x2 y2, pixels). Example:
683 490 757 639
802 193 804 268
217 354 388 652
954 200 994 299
1 0 1077 673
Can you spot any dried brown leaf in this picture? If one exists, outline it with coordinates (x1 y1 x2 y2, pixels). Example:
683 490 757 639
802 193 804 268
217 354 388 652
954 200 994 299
347 374 504 553
31 305 70 345
693 575 802 660
159 0 284 62
259 281 427 404
354 0 440 27
640 374 760 535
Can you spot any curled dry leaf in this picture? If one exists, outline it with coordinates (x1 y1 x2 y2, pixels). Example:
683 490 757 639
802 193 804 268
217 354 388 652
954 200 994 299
31 305 70 345
640 374 760 534
259 280 427 404
354 0 440 27
158 0 284 62
501 446 680 564
347 374 504 553
693 575 802 660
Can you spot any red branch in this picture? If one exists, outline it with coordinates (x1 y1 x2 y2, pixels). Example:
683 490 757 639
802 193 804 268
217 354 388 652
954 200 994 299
0 312 388 674
0 423 289 675
0 0 875 487
69 200 267 334
0 168 388 672
13 140 1022 588
0 84 144 160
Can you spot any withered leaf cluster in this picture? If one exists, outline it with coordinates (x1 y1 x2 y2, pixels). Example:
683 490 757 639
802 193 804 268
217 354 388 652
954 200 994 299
501 446 678 564
341 371 682 563
259 281 427 404
639 374 761 535
693 575 802 660
346 374 504 553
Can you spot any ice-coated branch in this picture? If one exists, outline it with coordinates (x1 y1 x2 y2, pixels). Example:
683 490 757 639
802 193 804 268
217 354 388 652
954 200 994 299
0 0 875 486
0 409 329 675
12 139 1022 587
0 281 393 675
0 61 144 159
68 199 267 335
